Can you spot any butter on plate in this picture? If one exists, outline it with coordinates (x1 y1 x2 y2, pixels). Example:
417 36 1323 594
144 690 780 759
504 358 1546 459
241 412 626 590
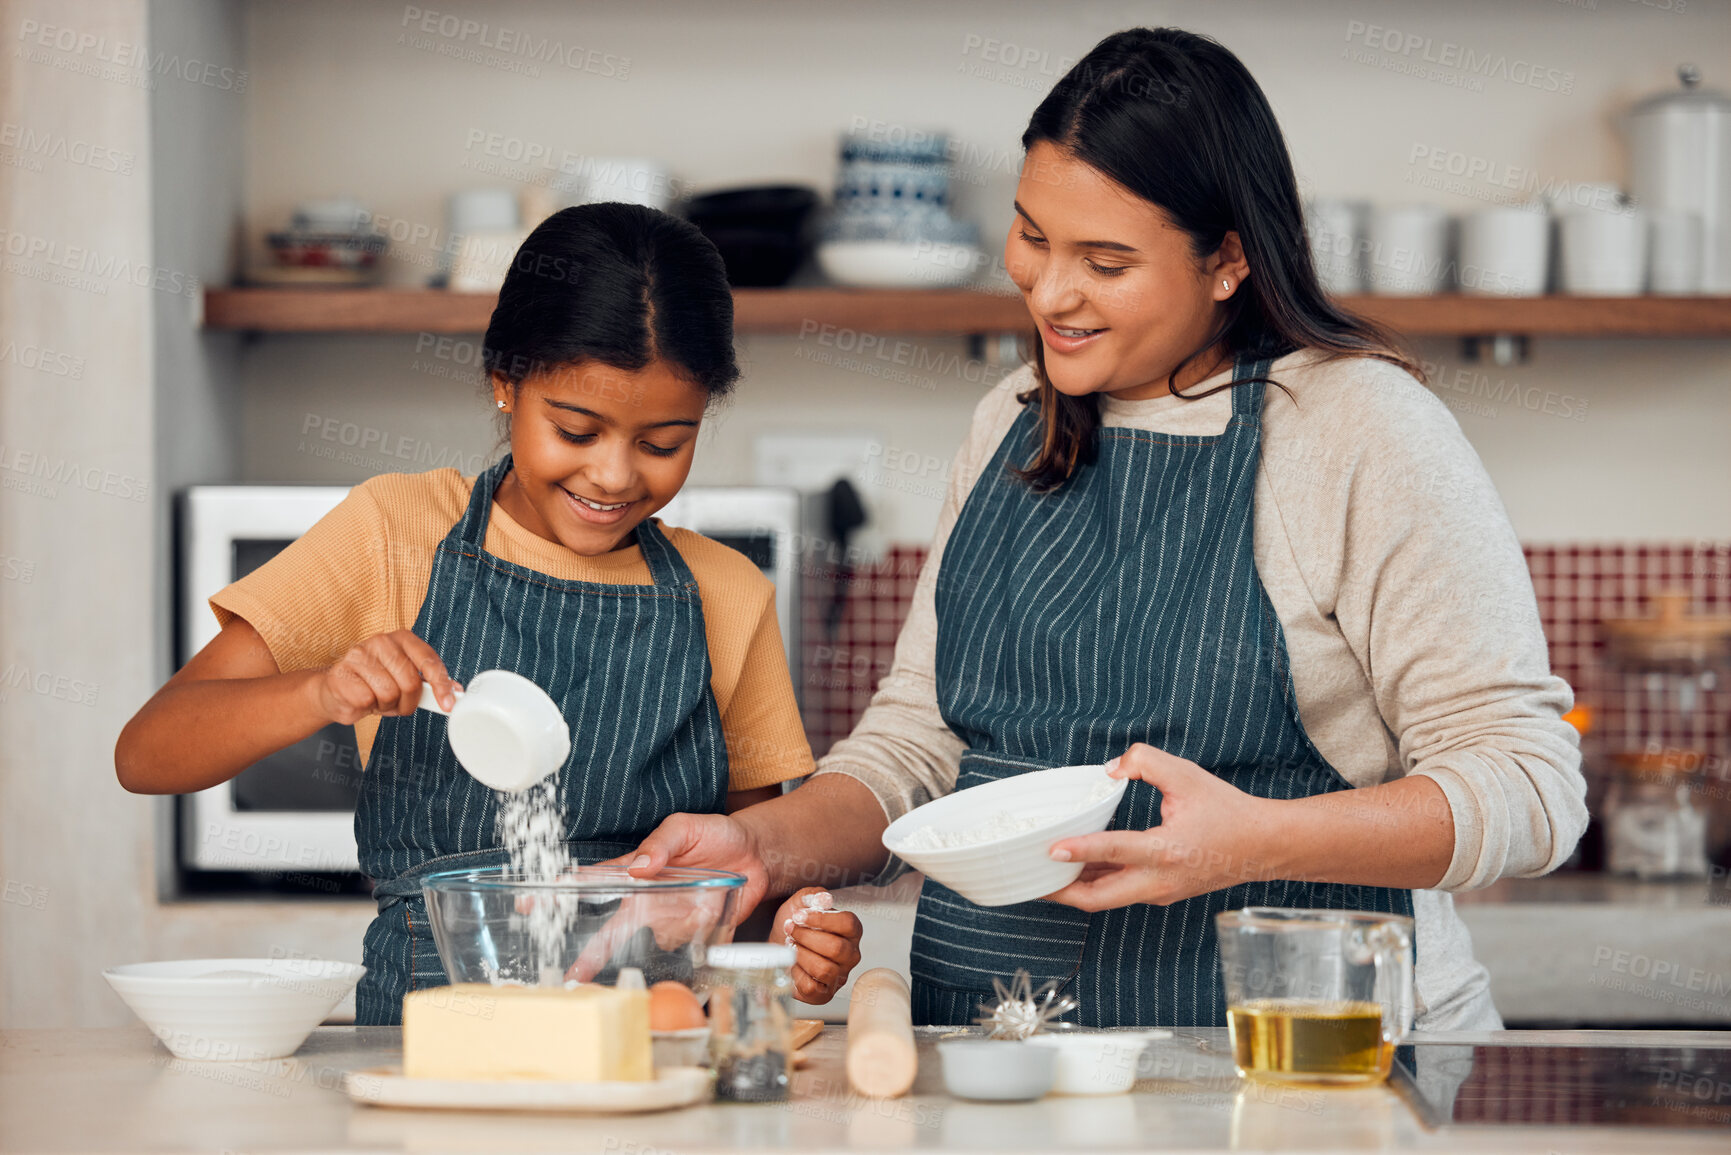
403 983 652 1082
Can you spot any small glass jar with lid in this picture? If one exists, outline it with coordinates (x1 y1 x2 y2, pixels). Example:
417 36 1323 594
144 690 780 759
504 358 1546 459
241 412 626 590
704 942 795 1102
1598 592 1731 878
1603 752 1710 878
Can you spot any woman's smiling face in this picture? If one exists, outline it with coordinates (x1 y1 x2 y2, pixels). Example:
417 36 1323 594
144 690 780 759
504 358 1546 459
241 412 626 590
1006 141 1246 401
492 359 708 556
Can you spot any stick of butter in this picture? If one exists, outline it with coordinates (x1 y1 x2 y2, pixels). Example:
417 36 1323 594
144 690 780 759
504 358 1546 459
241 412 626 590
403 982 652 1082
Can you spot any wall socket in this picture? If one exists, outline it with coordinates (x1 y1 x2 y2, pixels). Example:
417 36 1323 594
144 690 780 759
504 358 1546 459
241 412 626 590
753 433 886 561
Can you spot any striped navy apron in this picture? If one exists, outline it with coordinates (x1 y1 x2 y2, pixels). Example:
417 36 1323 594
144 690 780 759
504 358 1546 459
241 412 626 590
912 356 1414 1028
352 455 729 1025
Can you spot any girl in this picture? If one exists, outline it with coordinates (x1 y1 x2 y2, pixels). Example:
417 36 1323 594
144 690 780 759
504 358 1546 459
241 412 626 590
612 30 1585 1030
117 204 863 1024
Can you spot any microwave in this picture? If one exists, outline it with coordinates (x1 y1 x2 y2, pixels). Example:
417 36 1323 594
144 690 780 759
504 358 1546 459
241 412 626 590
177 482 803 881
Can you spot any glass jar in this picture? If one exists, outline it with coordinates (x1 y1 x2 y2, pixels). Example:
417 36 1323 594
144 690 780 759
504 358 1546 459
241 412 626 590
704 943 795 1102
1604 757 1709 878
1597 592 1730 875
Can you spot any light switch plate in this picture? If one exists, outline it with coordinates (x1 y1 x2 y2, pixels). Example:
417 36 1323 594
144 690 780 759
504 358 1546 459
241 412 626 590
753 433 880 491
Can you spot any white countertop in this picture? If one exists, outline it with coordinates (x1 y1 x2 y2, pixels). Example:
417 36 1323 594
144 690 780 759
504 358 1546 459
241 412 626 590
3 1025 1729 1154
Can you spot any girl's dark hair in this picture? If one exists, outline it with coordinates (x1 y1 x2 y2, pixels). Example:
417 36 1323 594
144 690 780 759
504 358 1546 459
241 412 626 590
482 202 739 401
1014 28 1418 490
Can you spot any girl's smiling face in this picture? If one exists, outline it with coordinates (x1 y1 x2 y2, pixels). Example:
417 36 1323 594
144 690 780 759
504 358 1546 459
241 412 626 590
491 358 708 556
1006 141 1247 401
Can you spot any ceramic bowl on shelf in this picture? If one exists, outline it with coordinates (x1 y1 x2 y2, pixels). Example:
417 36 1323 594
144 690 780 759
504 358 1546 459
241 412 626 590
102 957 365 1062
881 764 1126 906
816 240 984 288
421 861 745 988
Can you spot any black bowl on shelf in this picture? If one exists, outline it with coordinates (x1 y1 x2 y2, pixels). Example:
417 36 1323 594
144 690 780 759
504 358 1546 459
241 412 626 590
683 185 819 287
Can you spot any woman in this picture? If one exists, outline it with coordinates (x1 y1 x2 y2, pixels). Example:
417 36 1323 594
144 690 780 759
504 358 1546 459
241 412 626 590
614 28 1585 1028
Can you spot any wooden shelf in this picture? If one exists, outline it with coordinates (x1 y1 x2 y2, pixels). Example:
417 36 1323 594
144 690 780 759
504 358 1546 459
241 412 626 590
202 286 1731 339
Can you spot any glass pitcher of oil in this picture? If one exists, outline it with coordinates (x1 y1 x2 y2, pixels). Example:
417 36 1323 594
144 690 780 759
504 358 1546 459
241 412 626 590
1215 908 1414 1085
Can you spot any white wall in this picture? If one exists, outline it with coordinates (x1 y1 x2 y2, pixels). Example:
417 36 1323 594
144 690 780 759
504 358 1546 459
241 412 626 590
234 0 1731 543
0 0 158 1028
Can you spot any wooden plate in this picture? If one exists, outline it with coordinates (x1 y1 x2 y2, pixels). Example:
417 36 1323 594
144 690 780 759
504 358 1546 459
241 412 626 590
342 1066 712 1113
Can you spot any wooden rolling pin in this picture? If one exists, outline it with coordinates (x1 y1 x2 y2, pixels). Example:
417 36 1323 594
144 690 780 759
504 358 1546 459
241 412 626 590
845 968 917 1099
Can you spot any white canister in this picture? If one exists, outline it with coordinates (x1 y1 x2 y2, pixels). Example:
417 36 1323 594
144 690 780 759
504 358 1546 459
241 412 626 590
563 157 677 211
1627 66 1731 293
1365 205 1450 295
1304 197 1368 294
1649 208 1705 294
1459 205 1550 297
1560 200 1648 295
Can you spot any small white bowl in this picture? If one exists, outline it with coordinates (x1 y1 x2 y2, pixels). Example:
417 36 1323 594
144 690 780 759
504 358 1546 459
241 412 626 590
1028 1030 1168 1094
816 240 983 288
937 1039 1056 1101
882 765 1126 906
103 958 365 1061
652 1027 710 1069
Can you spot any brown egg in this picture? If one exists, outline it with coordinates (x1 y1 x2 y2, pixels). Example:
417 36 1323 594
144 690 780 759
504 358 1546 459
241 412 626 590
648 981 707 1032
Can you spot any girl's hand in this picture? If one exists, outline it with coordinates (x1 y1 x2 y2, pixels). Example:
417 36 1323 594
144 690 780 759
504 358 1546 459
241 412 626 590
309 629 460 725
1044 744 1283 910
771 888 864 1005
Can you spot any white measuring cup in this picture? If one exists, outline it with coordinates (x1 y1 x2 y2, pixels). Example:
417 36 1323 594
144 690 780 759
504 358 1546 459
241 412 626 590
417 670 571 793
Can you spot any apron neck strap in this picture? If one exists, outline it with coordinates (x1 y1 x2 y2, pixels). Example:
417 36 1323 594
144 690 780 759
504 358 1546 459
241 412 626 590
453 455 515 547
451 455 697 592
633 515 699 591
1228 355 1275 422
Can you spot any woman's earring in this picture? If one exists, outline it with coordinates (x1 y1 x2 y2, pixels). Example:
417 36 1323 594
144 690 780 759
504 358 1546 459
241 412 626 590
1222 279 1232 291
497 399 507 410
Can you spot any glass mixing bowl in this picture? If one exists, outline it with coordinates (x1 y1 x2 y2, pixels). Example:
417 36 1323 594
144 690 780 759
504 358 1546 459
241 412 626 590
420 862 746 988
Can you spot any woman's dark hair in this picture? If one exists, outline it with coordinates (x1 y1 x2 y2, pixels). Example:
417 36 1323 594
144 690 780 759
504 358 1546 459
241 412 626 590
1014 28 1418 490
482 202 739 402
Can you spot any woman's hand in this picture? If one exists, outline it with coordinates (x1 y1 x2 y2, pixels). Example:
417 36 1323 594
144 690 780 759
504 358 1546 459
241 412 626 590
308 629 459 724
770 888 864 1005
599 812 771 927
1044 743 1283 910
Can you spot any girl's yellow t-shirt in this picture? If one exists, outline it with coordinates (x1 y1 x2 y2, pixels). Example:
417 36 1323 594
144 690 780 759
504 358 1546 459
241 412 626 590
209 469 814 791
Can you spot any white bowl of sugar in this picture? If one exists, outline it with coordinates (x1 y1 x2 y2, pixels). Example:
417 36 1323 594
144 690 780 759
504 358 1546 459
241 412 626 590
103 958 365 1061
881 765 1126 907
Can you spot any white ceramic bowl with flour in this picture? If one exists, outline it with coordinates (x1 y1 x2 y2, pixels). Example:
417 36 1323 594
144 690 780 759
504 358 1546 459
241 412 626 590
102 958 365 1061
882 764 1126 907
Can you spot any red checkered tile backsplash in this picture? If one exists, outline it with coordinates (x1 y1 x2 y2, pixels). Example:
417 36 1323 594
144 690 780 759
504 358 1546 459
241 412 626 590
798 542 1731 777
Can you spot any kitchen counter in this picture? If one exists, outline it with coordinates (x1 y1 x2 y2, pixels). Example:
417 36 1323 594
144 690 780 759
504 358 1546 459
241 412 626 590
1452 874 1731 1024
3 1026 1728 1154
